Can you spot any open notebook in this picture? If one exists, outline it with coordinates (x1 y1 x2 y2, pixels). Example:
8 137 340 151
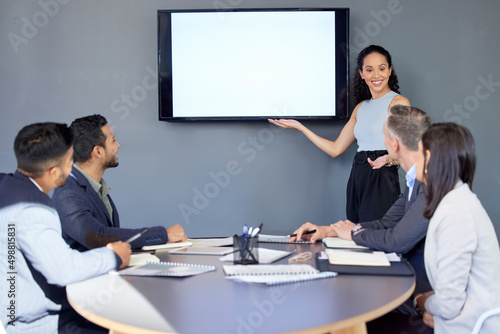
114 262 216 277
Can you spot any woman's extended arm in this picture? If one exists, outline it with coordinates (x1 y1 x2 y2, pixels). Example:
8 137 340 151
268 102 362 158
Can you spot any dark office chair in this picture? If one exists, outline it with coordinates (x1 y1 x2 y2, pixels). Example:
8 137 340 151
366 312 433 334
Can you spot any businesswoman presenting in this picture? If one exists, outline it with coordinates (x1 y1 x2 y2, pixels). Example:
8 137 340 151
414 123 500 333
269 45 409 223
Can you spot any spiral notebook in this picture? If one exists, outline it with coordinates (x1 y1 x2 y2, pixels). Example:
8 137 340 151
227 272 338 285
223 264 319 276
128 253 160 266
115 262 216 277
223 264 337 285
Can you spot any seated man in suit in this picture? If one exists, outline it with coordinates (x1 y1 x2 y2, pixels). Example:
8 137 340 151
0 122 130 333
52 114 187 251
290 105 432 313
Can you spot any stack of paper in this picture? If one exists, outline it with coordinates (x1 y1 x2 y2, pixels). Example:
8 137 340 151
322 237 369 249
188 237 233 247
325 249 390 266
141 241 192 251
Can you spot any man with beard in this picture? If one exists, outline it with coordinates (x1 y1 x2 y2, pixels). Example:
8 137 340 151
0 122 130 333
52 115 186 251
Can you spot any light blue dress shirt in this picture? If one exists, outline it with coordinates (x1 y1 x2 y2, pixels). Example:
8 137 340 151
0 180 118 333
406 164 416 201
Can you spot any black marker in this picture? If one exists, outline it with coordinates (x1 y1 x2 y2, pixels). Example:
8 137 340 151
288 229 317 238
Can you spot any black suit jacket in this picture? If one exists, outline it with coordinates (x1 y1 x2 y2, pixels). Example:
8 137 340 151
353 180 431 293
52 167 168 251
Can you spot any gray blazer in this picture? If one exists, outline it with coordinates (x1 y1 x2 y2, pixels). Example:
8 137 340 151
424 181 500 333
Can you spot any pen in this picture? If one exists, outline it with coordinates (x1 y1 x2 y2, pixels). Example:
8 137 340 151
125 228 149 243
287 229 317 238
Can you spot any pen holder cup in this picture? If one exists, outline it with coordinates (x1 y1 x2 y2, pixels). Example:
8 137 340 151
233 235 259 265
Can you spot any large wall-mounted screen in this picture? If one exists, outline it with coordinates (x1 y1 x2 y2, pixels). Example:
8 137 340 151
158 8 349 121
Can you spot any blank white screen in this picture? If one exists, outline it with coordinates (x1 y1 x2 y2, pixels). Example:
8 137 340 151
171 11 336 118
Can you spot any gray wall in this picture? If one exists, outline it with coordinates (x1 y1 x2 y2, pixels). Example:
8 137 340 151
1 0 499 239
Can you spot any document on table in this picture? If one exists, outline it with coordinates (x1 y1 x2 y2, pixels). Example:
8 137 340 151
223 264 319 276
227 272 338 286
219 248 293 264
322 237 369 249
128 253 160 266
258 234 311 244
188 237 233 247
141 241 193 251
168 246 234 256
116 262 216 277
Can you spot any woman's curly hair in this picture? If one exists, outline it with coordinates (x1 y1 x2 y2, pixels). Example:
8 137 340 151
352 45 400 105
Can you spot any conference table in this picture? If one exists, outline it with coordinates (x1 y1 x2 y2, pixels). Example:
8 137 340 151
67 241 415 334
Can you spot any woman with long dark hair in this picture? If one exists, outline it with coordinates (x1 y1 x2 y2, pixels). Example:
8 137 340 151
414 123 500 333
269 45 409 223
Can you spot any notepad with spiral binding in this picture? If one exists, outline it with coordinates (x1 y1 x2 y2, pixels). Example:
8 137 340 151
115 262 216 277
223 264 319 276
227 272 338 286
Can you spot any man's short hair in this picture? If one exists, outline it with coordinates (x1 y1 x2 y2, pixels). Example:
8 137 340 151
386 105 431 151
14 122 73 177
70 114 108 163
